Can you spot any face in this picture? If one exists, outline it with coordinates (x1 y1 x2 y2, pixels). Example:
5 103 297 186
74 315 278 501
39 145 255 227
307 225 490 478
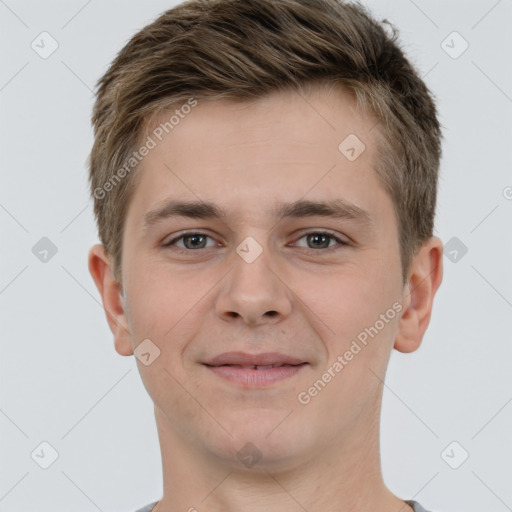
116 86 408 470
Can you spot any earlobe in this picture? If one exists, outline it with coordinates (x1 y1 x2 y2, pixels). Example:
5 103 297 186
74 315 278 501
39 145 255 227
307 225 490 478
88 244 134 357
394 237 444 354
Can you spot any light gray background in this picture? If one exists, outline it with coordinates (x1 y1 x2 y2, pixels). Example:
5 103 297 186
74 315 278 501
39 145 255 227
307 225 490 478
1 1 511 511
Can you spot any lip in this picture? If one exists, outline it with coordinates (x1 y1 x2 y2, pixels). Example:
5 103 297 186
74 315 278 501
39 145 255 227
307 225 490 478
204 351 306 367
202 352 308 388
204 363 308 387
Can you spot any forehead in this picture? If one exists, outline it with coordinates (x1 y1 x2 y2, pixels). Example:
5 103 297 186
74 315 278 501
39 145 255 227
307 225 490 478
142 85 374 157
125 86 392 231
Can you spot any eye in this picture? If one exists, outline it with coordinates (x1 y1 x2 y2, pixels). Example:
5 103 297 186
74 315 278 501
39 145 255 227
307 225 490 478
163 232 217 251
163 230 349 253
293 231 349 251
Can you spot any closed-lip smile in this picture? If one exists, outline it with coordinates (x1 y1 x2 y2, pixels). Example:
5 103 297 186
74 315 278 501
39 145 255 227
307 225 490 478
203 351 309 387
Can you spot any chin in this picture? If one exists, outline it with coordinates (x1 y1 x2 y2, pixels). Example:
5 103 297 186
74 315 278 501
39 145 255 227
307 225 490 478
210 439 305 474
207 411 312 472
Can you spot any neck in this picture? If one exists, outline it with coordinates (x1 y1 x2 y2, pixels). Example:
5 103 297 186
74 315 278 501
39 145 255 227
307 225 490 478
151 397 412 512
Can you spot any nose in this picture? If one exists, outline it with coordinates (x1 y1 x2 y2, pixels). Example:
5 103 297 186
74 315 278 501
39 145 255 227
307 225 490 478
215 241 293 326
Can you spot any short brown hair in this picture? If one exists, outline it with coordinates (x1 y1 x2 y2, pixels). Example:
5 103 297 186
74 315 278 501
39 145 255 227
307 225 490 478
88 0 442 285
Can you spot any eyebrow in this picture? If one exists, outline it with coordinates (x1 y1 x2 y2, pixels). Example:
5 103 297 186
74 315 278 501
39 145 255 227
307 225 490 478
143 198 374 229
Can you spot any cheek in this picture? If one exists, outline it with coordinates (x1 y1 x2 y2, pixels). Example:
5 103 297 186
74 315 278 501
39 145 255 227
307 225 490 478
298 261 400 364
125 260 185 329
302 280 399 422
299 263 384 327
124 266 215 367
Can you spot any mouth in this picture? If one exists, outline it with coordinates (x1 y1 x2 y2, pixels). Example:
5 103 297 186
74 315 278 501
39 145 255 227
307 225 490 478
204 363 308 387
207 363 303 370
204 351 307 367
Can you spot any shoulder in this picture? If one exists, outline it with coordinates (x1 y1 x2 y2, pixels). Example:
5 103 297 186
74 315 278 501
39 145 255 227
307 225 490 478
406 500 434 512
134 502 158 512
136 500 434 512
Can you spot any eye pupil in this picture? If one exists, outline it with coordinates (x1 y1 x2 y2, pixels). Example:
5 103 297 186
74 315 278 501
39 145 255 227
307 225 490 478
308 233 330 249
184 234 206 249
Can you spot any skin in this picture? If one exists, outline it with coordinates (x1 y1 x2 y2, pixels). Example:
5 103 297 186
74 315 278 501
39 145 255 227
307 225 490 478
89 85 443 512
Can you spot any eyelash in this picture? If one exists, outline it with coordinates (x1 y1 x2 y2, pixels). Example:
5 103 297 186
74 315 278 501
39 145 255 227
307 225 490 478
163 230 349 254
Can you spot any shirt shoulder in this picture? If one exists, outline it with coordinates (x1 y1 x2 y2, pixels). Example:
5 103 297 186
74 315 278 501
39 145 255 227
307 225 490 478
135 499 432 512
406 499 434 512
134 502 158 512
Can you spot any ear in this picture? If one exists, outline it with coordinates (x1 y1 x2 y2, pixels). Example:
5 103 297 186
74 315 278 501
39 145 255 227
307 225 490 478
394 236 444 353
88 244 133 356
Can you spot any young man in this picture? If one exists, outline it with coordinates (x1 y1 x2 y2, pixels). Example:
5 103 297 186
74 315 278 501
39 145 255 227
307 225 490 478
88 1 443 511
